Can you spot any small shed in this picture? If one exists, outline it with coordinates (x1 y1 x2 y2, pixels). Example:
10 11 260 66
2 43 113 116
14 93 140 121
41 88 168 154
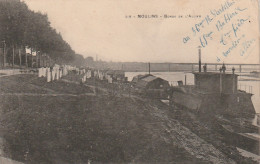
132 74 170 99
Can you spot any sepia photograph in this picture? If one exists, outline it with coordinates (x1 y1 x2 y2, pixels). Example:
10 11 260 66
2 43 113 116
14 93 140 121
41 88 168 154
0 0 259 163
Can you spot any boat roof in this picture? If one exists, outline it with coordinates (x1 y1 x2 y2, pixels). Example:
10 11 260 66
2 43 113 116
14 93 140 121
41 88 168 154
133 74 168 87
141 75 158 82
193 72 239 76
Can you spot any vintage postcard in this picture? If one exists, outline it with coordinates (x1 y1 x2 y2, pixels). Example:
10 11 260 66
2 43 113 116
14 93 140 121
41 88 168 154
0 0 259 163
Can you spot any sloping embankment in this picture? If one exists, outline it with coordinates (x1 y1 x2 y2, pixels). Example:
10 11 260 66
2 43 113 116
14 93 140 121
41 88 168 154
0 74 256 163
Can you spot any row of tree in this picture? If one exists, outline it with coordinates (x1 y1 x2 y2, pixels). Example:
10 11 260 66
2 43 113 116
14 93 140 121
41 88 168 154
0 0 89 68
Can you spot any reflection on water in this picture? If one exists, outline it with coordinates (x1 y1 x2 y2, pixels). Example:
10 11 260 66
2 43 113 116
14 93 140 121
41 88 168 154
126 71 260 113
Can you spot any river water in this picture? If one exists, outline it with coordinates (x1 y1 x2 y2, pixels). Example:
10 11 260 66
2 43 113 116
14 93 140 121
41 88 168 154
125 71 260 114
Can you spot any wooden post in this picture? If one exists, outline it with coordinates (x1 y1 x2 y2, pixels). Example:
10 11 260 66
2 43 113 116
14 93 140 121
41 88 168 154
232 74 235 93
185 74 187 85
148 62 150 74
220 73 222 95
198 46 201 72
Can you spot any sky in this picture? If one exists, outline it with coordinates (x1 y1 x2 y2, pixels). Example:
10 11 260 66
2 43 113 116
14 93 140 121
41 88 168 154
22 0 259 63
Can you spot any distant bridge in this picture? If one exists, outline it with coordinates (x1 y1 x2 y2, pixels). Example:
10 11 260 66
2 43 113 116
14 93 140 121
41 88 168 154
116 62 260 73
158 63 260 72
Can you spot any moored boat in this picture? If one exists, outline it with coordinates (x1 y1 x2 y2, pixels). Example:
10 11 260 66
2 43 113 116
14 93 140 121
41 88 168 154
170 48 256 118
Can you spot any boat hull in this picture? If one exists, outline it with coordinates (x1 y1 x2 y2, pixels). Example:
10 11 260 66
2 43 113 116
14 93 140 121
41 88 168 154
171 89 255 117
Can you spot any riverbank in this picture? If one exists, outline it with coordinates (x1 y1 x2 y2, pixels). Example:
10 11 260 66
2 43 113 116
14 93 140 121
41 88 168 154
0 74 257 163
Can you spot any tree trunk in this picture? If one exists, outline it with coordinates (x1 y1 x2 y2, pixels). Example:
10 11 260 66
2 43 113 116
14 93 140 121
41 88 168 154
19 46 21 67
43 54 45 67
48 56 51 67
36 51 38 68
31 48 33 67
25 47 28 67
39 54 41 67
12 45 15 68
3 42 6 68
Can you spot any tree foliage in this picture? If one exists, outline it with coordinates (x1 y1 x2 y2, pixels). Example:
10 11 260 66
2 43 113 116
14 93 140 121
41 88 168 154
0 0 84 66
